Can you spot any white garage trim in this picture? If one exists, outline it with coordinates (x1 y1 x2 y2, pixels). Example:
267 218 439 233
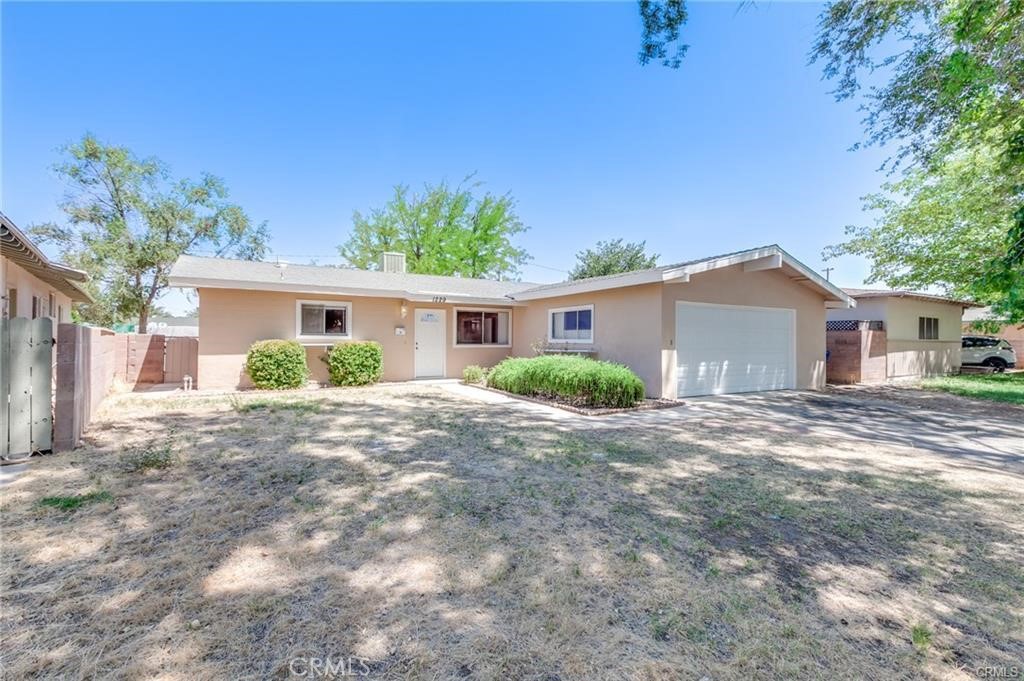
674 300 796 397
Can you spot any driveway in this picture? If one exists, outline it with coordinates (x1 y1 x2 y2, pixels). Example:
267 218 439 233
2 383 1021 680
446 382 1024 470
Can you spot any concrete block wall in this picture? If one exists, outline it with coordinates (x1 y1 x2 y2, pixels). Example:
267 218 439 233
54 325 118 451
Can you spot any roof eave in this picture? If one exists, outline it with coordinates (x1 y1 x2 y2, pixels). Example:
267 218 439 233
168 275 525 307
509 245 856 307
850 291 981 308
1 213 94 303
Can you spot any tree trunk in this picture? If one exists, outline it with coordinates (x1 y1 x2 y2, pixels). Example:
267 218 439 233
138 307 149 335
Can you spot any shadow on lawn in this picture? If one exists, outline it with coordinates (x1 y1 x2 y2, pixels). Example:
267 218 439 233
2 386 1022 679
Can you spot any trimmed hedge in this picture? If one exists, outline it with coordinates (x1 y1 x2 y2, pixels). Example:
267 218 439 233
487 355 645 408
463 365 486 384
324 341 383 386
245 340 309 390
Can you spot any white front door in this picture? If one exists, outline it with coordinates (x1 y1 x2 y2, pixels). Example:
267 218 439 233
414 308 446 378
675 301 796 397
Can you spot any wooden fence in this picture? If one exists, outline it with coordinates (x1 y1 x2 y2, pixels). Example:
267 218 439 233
52 326 199 451
165 337 198 384
1 317 53 458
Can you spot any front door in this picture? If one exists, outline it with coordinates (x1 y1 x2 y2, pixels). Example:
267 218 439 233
414 309 446 378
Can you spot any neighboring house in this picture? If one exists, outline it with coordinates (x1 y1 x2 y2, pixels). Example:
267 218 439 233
1 212 91 328
826 289 976 382
170 244 852 398
962 306 1024 359
120 315 198 335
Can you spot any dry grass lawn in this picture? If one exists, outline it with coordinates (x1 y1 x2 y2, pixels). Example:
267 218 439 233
1 385 1022 680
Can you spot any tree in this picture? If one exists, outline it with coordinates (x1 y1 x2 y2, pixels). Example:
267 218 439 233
811 0 1024 321
825 142 1019 310
569 239 659 280
30 134 269 332
338 179 530 279
635 0 1024 321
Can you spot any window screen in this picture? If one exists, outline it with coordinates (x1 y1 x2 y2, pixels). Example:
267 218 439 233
550 307 593 341
918 317 939 340
300 303 348 335
456 310 509 345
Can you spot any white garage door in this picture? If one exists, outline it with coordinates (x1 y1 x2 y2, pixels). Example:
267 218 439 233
675 302 795 397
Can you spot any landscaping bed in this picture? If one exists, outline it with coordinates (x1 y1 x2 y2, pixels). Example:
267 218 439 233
477 354 647 409
468 382 684 415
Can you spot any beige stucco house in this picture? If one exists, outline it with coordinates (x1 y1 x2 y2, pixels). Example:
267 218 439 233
826 289 975 380
169 244 854 398
1 212 91 328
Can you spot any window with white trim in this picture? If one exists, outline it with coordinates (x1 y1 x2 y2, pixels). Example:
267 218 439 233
297 300 352 338
549 305 593 343
455 309 510 346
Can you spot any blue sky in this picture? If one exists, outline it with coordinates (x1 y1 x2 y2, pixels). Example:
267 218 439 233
2 1 889 314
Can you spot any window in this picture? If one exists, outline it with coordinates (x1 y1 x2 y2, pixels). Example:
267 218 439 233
5 288 15 318
455 309 510 346
549 305 594 343
31 296 40 319
918 316 939 340
58 305 64 323
296 300 352 339
48 293 56 318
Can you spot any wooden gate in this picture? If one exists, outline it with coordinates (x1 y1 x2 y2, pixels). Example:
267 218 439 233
1 317 53 459
164 337 198 384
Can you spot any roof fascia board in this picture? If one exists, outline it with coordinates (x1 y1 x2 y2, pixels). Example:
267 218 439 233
853 292 980 308
742 253 783 272
510 270 664 300
169 276 522 306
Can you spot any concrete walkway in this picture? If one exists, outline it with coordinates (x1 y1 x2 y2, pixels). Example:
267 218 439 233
0 462 30 487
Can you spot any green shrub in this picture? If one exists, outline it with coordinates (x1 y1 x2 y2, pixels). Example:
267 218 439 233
324 341 383 386
463 365 486 384
487 355 645 408
123 442 176 472
245 340 309 389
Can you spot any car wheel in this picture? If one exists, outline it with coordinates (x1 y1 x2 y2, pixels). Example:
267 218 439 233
982 357 1008 373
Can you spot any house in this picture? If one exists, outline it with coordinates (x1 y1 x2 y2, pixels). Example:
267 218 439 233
962 306 1024 359
1 212 91 326
168 244 854 398
137 316 200 337
825 288 976 383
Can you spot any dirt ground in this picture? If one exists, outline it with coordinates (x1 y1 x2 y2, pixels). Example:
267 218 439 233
1 384 1022 680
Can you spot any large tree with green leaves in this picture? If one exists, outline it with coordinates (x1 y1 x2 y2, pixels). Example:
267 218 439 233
811 0 1024 321
637 0 1024 321
824 142 1018 306
31 134 269 331
339 179 530 279
569 239 659 280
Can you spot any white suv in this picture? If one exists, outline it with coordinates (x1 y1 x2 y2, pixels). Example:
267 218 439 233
961 335 1017 372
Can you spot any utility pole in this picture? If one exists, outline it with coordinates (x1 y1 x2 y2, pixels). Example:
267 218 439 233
823 266 834 281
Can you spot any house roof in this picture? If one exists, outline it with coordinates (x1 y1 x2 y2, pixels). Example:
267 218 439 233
1 212 92 302
960 306 1014 323
841 288 980 308
169 244 855 307
169 255 540 305
509 244 854 307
